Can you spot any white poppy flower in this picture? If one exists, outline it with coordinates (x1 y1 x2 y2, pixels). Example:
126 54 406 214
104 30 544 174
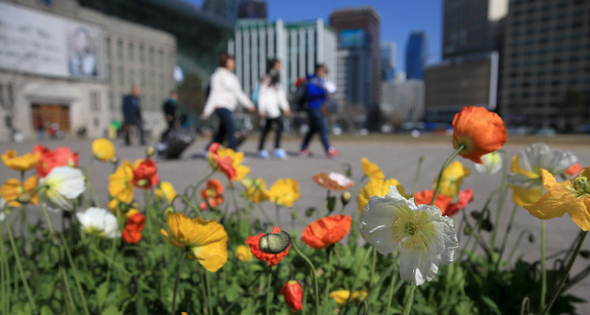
76 207 118 239
328 172 354 187
39 166 86 211
474 151 503 175
360 186 459 286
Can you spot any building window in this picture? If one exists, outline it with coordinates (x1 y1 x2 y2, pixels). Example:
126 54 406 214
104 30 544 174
118 66 124 84
140 69 145 87
149 48 155 64
105 63 111 82
128 43 134 60
150 71 155 88
108 92 114 110
90 91 101 112
117 40 123 59
139 45 145 62
158 50 164 66
105 37 111 57
159 74 164 90
151 95 156 111
129 68 135 85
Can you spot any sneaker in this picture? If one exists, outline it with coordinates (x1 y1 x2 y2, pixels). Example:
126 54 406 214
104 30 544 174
273 148 288 160
299 149 312 158
327 147 339 158
258 150 270 159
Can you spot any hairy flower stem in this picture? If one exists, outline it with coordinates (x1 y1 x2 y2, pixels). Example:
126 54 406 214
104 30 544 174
4 219 36 311
288 233 319 315
325 248 333 303
541 231 588 315
489 150 510 250
499 204 519 260
256 203 273 225
540 220 547 310
85 158 101 207
181 195 202 218
430 145 465 205
1 223 10 314
401 284 417 315
59 234 91 315
60 267 75 315
321 190 331 218
205 270 213 315
275 204 281 229
343 247 373 310
266 271 273 315
411 156 424 195
171 252 186 315
385 272 397 314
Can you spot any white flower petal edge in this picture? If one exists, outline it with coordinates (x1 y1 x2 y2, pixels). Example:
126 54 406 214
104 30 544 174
328 172 354 187
519 143 578 175
475 152 503 175
360 186 459 286
40 166 86 212
76 207 118 239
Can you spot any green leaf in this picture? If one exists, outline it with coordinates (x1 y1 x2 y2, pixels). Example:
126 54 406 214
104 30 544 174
101 304 123 315
480 296 501 315
96 282 109 310
327 196 337 213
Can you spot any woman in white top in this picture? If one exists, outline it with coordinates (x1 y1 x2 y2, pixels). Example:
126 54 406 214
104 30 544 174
257 59 291 160
202 53 255 150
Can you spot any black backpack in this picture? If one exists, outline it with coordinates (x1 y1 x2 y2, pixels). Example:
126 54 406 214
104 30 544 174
291 80 308 112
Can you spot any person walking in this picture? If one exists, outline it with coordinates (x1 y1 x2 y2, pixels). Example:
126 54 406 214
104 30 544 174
299 64 339 158
257 59 291 160
122 85 145 146
202 53 255 151
160 90 178 142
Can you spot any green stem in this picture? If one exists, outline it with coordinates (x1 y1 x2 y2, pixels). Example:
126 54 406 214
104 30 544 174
411 156 424 195
508 229 533 264
430 145 465 205
541 231 588 315
275 203 281 229
85 158 100 207
344 247 373 306
499 205 519 260
205 270 213 315
221 266 270 315
59 234 91 315
401 284 417 315
256 203 273 225
540 220 547 310
489 150 509 250
181 195 202 218
288 234 319 315
4 219 36 310
325 248 333 303
321 190 331 218
171 252 186 315
385 273 397 314
291 209 308 226
0 223 10 315
369 248 377 290
60 267 76 315
266 271 273 315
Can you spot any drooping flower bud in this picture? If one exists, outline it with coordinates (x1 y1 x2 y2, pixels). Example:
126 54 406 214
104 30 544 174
146 146 155 157
16 193 32 205
341 191 352 206
259 229 291 254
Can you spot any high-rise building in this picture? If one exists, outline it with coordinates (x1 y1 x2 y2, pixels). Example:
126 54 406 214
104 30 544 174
501 0 590 130
380 41 396 82
443 0 507 59
202 0 240 25
336 47 371 106
381 80 424 122
330 7 381 106
405 32 428 80
228 19 337 96
238 0 267 19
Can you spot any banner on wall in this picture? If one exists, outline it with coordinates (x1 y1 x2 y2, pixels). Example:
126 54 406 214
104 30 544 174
0 1 101 79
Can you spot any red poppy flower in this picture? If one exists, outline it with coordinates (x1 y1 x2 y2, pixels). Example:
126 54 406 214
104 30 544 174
301 214 351 249
208 143 237 180
565 163 583 177
452 106 507 164
132 158 158 189
445 188 474 217
34 145 79 178
414 190 452 214
281 280 303 311
245 226 290 266
199 178 225 210
122 213 146 244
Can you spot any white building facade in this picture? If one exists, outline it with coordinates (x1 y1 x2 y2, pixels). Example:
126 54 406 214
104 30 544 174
380 80 424 122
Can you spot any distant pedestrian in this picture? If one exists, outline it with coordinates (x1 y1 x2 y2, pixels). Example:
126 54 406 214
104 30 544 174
299 64 339 158
122 85 145 146
160 90 178 142
257 59 291 160
34 113 44 140
202 53 255 151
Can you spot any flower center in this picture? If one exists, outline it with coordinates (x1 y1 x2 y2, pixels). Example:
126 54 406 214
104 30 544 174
404 222 417 235
391 207 435 251
569 176 590 199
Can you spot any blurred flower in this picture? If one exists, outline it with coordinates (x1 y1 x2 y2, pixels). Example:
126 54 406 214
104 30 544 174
358 178 407 211
507 143 578 206
1 150 40 172
413 190 452 215
109 160 134 204
122 212 146 244
452 106 507 164
234 245 253 262
245 226 290 266
161 212 228 272
34 145 79 178
156 181 177 203
208 143 249 182
0 175 39 207
433 160 471 199
146 146 155 158
0 198 7 222
523 167 590 231
361 157 385 181
243 177 270 204
565 163 583 177
360 186 458 286
132 158 158 189
301 214 351 249
39 166 85 211
445 188 474 217
281 280 303 311
341 191 352 206
312 172 354 191
76 207 118 239
268 178 300 207
474 151 503 175
92 138 115 162
329 290 368 304
200 179 224 210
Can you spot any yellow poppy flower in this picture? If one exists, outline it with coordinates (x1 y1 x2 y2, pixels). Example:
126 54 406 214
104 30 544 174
0 175 39 207
433 160 471 198
217 147 250 182
108 160 134 204
161 212 228 272
361 157 385 181
92 138 115 162
243 177 270 203
329 290 368 304
523 167 590 231
1 150 40 171
358 178 407 211
234 245 253 262
268 179 300 207
156 181 177 203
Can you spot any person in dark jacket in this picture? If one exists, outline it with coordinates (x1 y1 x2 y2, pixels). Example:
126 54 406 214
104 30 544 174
122 85 145 145
299 64 339 158
160 90 178 142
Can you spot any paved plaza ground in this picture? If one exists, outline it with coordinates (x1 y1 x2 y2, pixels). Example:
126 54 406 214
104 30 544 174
1 133 590 313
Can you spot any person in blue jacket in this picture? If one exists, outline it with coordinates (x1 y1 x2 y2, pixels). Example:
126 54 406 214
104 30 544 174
299 64 339 158
122 85 145 146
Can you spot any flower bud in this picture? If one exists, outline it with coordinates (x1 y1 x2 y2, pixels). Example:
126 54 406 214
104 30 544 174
110 156 119 165
130 201 140 210
341 191 352 206
146 146 155 157
259 229 291 254
281 280 303 311
580 250 590 259
305 207 316 217
528 233 535 243
164 206 175 216
16 193 32 204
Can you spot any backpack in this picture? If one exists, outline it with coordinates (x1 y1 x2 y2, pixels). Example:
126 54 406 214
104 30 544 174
291 79 308 112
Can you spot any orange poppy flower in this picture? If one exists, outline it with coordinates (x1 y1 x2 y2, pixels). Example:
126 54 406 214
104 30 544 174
132 158 158 189
245 226 290 266
312 172 354 191
301 214 352 249
0 176 39 207
34 145 79 178
281 280 303 311
200 178 225 210
452 106 506 164
413 190 452 214
122 212 146 244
